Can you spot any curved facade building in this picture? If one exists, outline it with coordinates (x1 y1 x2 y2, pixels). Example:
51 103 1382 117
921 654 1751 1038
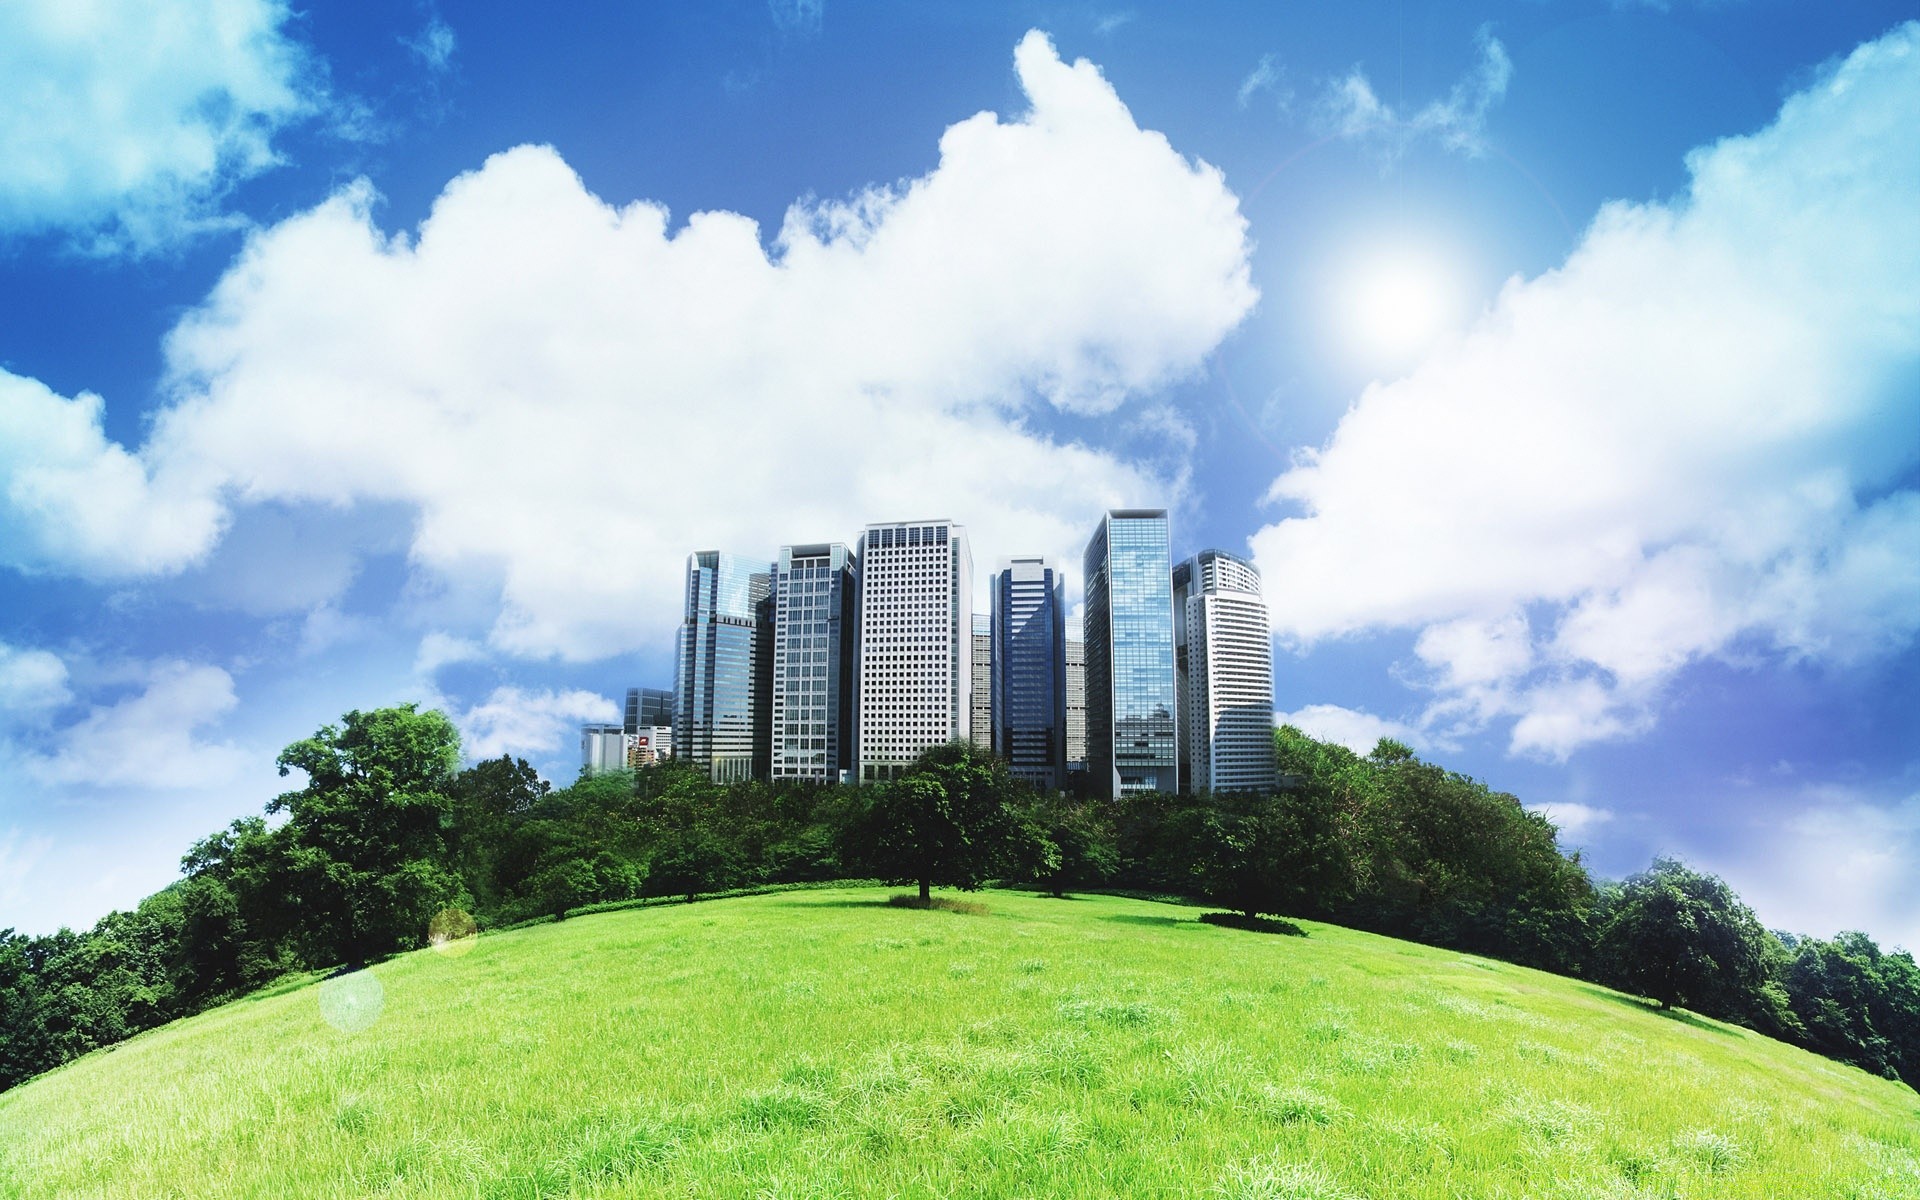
1174 549 1277 794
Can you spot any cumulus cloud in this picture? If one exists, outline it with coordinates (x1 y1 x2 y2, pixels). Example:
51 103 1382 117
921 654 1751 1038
22 662 247 789
0 370 225 577
1311 26 1510 160
0 0 317 252
1253 23 1920 759
0 643 71 713
0 31 1253 660
1275 703 1424 756
455 687 617 761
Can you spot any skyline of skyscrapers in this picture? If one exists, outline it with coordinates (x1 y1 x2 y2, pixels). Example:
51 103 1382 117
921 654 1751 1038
1174 549 1279 794
590 507 1278 795
992 557 1067 791
854 519 973 782
1083 510 1180 799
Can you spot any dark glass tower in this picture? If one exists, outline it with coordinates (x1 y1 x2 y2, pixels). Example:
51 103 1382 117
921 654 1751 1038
771 542 858 782
1083 510 1177 798
992 556 1067 790
673 551 773 782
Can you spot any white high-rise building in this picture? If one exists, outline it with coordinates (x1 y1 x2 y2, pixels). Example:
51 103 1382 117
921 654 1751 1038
1065 638 1087 775
581 723 629 774
970 613 993 754
1174 549 1277 794
855 518 972 782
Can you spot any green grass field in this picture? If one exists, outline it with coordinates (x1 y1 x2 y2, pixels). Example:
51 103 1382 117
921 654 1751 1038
2 888 1916 1199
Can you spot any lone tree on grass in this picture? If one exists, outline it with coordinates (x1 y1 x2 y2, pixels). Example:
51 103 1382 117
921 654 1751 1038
842 741 1033 905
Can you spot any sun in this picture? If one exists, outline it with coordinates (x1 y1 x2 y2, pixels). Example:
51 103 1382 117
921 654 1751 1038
1333 241 1466 370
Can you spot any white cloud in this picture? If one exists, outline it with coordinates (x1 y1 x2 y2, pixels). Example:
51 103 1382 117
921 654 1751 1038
1254 22 1920 759
0 643 71 713
23 662 247 789
1529 801 1613 841
1275 703 1423 756
0 370 226 577
0 31 1253 661
1236 54 1291 113
1312 26 1510 160
414 632 487 676
455 687 617 761
1705 787 1920 953
0 0 317 252
403 15 456 73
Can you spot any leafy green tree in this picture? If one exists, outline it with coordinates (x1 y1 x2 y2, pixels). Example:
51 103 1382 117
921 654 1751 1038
1018 793 1119 898
270 705 467 964
841 741 1035 904
1598 858 1778 1013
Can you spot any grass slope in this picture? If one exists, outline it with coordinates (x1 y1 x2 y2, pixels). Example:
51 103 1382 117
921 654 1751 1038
2 888 1916 1199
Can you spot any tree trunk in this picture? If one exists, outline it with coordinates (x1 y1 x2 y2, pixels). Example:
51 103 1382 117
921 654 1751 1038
919 877 931 904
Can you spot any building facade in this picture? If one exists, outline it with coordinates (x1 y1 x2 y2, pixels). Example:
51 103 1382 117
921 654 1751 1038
771 542 858 782
1083 510 1178 798
1174 550 1278 794
855 518 972 782
1064 637 1087 776
624 687 673 734
673 551 774 782
627 725 673 767
581 722 629 775
992 557 1067 790
970 613 993 754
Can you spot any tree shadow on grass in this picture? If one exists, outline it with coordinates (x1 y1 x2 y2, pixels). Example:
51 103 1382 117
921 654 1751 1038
1572 983 1743 1036
770 898 897 909
1198 912 1309 937
1104 914 1191 928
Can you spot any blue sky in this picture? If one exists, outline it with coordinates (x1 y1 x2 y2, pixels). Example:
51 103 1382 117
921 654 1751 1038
1 0 1916 950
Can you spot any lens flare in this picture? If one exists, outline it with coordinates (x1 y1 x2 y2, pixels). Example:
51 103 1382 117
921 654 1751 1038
318 969 384 1033
1334 242 1465 369
428 906 479 958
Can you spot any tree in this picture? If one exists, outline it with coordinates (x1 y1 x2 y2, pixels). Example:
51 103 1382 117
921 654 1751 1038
841 741 1034 904
269 705 467 964
1018 793 1118 899
1598 858 1778 1014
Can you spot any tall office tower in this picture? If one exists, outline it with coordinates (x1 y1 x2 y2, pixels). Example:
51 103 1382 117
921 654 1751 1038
970 614 993 753
581 723 629 774
771 543 858 782
624 687 673 734
1065 638 1087 775
855 518 972 782
1083 510 1178 798
673 551 774 782
992 557 1067 790
1174 550 1278 794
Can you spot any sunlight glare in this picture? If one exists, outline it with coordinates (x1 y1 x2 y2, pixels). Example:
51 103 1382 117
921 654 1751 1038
1335 241 1466 369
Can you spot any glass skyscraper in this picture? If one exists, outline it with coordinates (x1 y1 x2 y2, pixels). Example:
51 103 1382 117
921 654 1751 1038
771 542 857 782
992 556 1067 791
1083 510 1178 798
673 551 773 782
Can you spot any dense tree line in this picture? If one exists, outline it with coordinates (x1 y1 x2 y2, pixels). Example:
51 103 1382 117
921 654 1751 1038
2 706 1914 1095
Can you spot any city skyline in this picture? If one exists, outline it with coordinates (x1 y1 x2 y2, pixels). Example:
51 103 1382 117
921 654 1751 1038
0 3 1914 955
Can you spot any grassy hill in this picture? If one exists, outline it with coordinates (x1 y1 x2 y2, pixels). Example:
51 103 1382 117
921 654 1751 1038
1 888 1915 1199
